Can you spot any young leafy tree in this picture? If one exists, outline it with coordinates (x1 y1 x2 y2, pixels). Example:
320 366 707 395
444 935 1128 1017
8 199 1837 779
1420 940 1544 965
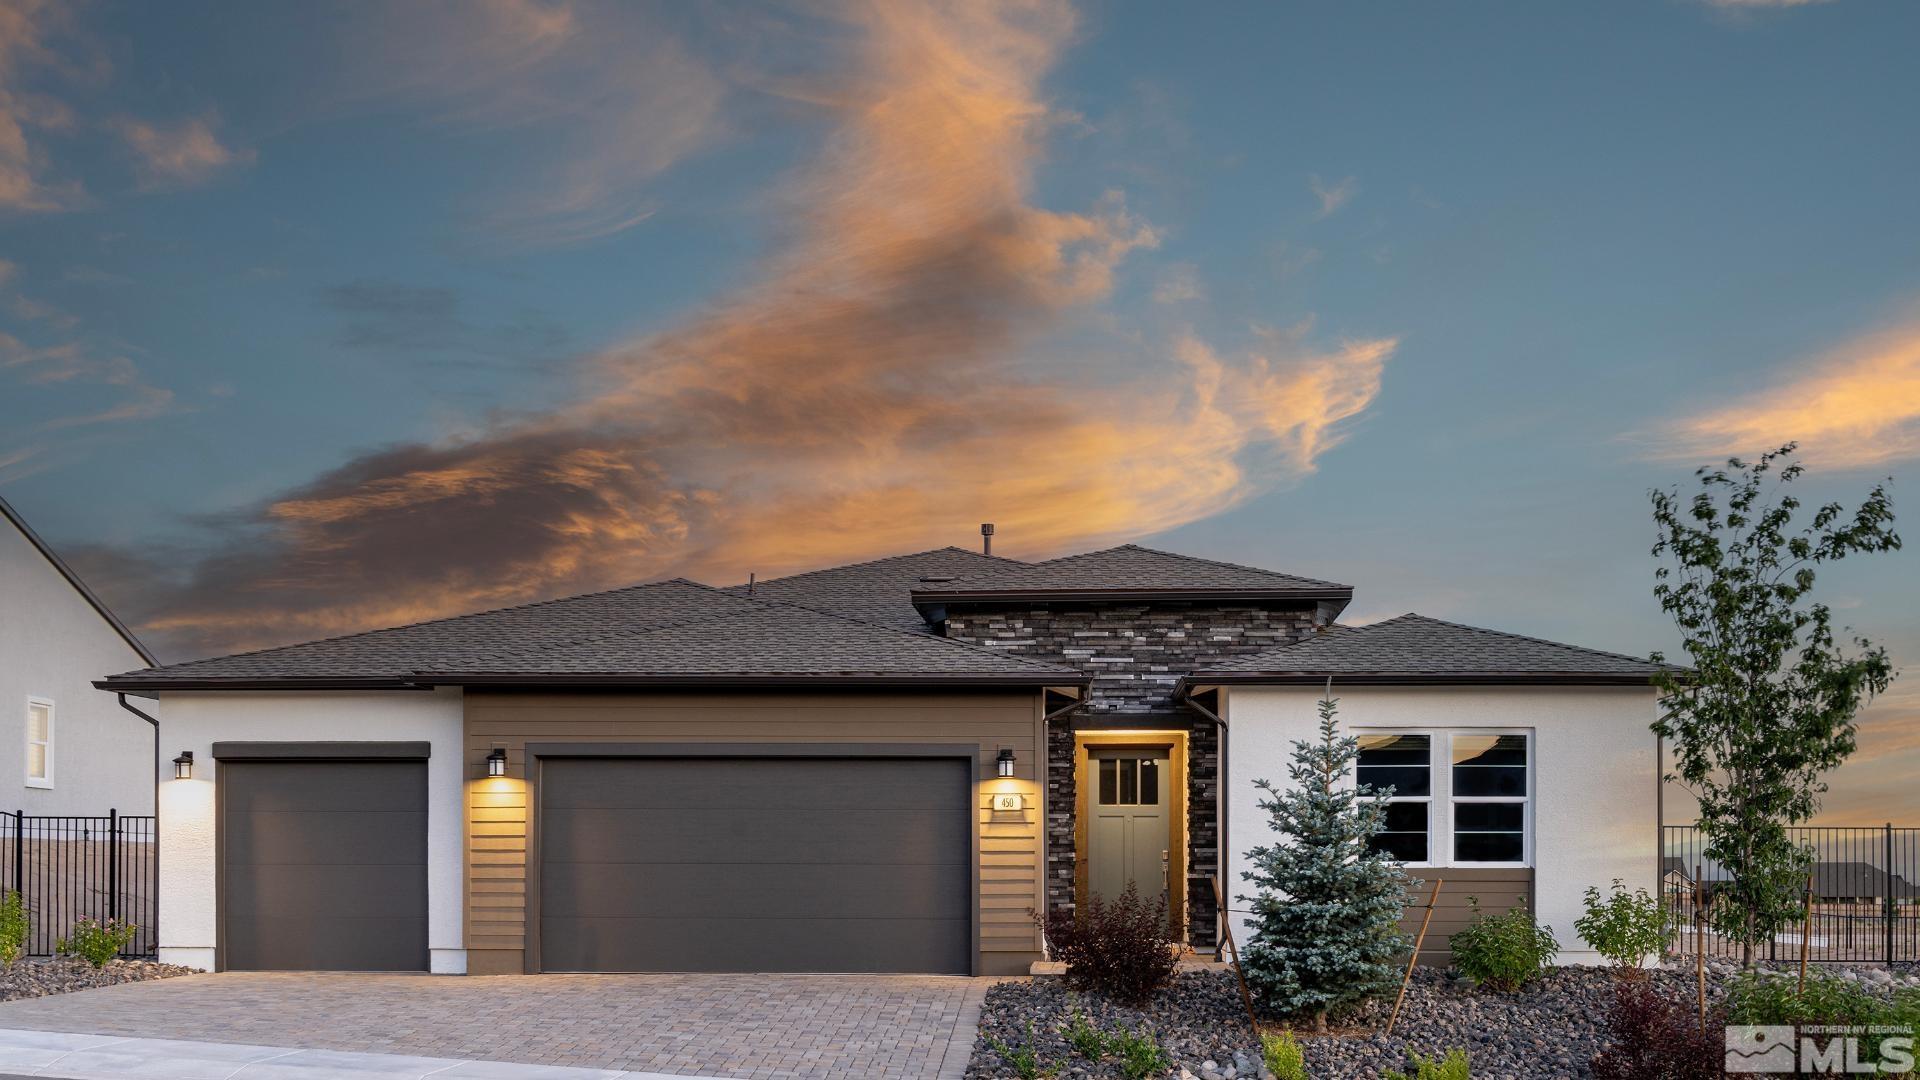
1651 443 1899 966
1240 689 1411 1031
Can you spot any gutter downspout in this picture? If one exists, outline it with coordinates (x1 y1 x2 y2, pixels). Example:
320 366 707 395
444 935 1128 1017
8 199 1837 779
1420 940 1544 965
1038 689 1090 961
1182 686 1228 960
116 693 161 957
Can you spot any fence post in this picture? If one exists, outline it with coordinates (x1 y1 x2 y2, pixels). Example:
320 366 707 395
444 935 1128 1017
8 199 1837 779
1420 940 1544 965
1888 823 1897 967
108 809 119 924
10 811 19 899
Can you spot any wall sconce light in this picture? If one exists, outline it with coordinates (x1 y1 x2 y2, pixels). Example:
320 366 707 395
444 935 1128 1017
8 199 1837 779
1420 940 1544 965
172 750 193 780
996 748 1015 778
486 748 508 778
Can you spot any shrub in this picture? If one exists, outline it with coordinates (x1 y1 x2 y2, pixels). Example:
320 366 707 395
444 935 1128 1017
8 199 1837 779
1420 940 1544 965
1589 979 1727 1080
1382 1048 1471 1080
1261 1030 1308 1080
1040 883 1180 1005
1448 896 1558 992
1061 1005 1111 1060
1574 880 1666 974
984 1021 1055 1080
1112 1026 1169 1080
1725 970 1920 1071
0 890 27 965
56 916 134 968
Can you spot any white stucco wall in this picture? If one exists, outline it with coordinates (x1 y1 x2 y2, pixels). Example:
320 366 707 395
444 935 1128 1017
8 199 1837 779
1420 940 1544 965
154 689 466 973
1223 684 1661 965
0 514 154 816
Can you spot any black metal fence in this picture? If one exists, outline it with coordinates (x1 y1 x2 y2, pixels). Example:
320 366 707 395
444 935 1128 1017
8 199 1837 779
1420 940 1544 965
1663 824 1920 965
0 811 157 958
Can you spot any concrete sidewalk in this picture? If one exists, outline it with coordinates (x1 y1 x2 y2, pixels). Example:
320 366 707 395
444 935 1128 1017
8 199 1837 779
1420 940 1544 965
0 1029 732 1080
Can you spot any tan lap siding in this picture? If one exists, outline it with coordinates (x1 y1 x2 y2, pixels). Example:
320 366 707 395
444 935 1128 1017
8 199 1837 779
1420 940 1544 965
462 690 1046 976
1403 867 1535 965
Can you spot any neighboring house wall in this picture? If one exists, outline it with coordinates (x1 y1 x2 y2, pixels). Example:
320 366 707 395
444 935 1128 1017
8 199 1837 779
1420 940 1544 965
461 689 1048 976
0 516 152 816
1224 684 1659 965
153 689 466 973
946 603 1317 944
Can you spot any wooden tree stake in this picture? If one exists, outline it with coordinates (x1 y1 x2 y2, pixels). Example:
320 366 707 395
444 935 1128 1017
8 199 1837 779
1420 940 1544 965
1386 877 1443 1038
1211 877 1261 1036
1694 863 1708 1031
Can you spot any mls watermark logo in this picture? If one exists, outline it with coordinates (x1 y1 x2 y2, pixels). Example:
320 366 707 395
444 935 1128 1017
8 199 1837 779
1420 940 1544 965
1726 1026 1797 1073
1726 1024 1919 1074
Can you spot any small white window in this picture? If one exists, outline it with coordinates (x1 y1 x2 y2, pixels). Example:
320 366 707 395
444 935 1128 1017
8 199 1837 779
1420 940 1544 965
1356 728 1532 869
25 698 53 789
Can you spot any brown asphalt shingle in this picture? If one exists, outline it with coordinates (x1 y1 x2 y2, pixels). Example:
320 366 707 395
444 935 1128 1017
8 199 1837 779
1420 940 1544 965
910 543 1349 598
1190 612 1667 682
727 546 1028 628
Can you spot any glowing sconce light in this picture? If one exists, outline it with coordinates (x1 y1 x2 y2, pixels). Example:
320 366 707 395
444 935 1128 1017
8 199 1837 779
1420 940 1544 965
486 748 508 778
996 748 1015 778
172 751 193 780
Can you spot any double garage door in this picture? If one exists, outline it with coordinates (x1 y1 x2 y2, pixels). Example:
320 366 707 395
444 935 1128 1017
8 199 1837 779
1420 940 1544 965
219 753 970 974
539 756 972 974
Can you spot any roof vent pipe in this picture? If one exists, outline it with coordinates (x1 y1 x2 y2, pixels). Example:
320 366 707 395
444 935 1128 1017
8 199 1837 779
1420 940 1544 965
981 522 995 556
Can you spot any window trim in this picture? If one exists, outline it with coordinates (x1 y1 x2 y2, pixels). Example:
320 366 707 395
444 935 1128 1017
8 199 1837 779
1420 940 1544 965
24 696 53 790
1354 726 1533 870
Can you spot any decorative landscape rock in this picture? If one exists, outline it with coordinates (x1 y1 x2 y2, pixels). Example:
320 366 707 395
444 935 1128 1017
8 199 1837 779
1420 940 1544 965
968 962 1919 1080
0 957 196 1003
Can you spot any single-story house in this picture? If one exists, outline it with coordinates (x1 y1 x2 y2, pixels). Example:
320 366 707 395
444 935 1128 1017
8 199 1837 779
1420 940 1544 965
99 541 1666 974
2 494 156 815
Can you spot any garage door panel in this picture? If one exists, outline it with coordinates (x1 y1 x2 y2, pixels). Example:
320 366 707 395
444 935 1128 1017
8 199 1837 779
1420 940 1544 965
225 864 427 919
541 860 970 921
539 916 970 974
223 811 428 866
224 916 426 972
542 757 969 811
541 806 964 866
222 762 423 813
221 759 427 972
538 756 970 973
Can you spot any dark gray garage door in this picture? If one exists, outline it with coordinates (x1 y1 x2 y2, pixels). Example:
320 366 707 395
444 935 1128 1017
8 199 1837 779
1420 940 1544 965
220 760 428 971
539 756 971 973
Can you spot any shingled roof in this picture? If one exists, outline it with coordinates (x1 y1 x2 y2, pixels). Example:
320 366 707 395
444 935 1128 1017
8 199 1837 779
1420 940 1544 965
1183 613 1667 686
99 578 1083 692
727 547 1028 629
910 544 1351 611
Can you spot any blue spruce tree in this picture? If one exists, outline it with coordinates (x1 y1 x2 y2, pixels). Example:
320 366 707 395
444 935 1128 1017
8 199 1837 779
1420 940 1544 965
1239 689 1411 1031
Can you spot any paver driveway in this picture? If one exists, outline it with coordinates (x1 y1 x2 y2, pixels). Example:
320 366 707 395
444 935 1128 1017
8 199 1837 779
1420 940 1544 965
0 972 994 1080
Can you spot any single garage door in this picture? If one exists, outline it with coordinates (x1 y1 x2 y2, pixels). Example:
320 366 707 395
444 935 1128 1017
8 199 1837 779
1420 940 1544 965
539 756 971 973
220 759 428 971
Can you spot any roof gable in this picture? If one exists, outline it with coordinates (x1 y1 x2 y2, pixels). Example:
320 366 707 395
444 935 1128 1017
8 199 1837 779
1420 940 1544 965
1 494 154 666
910 544 1351 607
1188 612 1666 685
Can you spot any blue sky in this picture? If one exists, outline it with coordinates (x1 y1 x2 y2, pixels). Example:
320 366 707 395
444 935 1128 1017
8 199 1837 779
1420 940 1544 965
2 0 1916 821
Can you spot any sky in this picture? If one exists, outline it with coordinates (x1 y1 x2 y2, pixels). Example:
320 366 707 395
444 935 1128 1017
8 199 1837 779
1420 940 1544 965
1 0 1916 824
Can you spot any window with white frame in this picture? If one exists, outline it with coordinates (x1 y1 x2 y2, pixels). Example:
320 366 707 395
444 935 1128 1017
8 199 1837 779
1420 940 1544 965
25 697 53 789
1357 729 1531 867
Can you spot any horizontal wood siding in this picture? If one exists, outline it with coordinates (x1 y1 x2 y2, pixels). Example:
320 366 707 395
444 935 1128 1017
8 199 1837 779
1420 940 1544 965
462 690 1046 975
1403 868 1535 965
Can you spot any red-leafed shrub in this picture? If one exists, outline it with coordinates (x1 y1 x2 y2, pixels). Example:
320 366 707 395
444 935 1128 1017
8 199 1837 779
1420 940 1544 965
1589 979 1726 1080
1040 883 1181 1005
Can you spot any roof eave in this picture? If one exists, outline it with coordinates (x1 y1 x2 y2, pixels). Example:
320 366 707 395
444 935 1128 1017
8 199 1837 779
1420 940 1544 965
94 676 429 693
418 671 1091 688
911 586 1353 611
1178 671 1661 691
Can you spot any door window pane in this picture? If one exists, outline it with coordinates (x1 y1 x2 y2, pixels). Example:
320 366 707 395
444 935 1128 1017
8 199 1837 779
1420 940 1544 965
1119 758 1137 804
1099 758 1117 804
1139 759 1158 805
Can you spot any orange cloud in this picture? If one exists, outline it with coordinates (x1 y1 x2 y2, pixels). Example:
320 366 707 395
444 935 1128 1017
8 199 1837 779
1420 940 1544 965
114 114 254 188
1642 318 1920 468
0 0 85 211
111 0 1394 659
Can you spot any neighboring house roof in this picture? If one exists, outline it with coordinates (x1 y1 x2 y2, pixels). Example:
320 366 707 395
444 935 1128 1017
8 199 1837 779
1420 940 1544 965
99 578 1084 692
1811 862 1920 899
1182 612 1666 686
727 546 1029 629
910 544 1352 611
0 493 156 667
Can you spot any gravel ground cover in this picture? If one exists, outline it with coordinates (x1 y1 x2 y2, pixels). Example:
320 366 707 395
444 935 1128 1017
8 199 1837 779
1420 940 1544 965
0 958 196 1004
969 962 1920 1080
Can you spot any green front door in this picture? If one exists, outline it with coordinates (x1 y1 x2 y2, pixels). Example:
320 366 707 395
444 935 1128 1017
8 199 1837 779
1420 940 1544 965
1088 749 1171 908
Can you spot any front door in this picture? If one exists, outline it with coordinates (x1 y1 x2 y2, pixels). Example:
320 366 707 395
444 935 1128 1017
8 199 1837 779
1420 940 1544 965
1088 749 1171 908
